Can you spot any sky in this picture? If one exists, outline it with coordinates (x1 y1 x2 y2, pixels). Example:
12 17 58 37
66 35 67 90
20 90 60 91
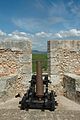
0 0 80 51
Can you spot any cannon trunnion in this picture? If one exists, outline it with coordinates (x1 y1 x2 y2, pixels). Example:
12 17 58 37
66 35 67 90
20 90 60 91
19 61 57 111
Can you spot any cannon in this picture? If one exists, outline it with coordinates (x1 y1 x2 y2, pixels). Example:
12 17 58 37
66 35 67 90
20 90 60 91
19 61 57 111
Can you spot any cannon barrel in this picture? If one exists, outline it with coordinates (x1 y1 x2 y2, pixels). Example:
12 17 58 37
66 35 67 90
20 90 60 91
36 61 44 98
19 60 57 111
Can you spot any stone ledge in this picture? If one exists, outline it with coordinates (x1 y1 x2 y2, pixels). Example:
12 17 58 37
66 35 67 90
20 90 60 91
0 74 18 101
64 73 80 80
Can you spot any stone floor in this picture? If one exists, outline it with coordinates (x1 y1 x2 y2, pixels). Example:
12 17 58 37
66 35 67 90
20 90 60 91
0 109 80 120
0 96 80 120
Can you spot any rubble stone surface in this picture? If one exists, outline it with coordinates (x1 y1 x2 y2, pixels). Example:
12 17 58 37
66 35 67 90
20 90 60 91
0 39 32 100
48 40 80 86
48 40 80 101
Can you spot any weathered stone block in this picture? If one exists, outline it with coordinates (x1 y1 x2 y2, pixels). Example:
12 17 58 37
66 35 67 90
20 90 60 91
63 73 80 102
0 39 32 100
48 40 80 86
19 54 32 63
50 75 60 85
0 75 17 98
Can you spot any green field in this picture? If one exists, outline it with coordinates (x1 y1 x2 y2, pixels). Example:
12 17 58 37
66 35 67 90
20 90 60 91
32 53 48 73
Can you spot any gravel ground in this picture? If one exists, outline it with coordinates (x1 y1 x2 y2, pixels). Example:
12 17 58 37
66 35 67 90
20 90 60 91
0 96 80 120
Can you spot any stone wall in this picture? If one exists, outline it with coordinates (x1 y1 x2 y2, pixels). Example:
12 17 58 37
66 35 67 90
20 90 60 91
63 74 76 100
0 39 32 100
63 73 80 103
48 40 80 85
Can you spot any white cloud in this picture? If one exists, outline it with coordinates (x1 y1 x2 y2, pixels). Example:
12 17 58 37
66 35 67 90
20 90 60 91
55 33 62 38
54 29 80 38
0 30 31 42
0 29 80 51
34 29 80 40
7 31 30 40
0 30 6 36
35 32 52 37
0 29 80 41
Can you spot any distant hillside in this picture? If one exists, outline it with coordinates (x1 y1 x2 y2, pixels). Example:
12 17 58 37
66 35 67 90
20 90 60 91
32 50 47 54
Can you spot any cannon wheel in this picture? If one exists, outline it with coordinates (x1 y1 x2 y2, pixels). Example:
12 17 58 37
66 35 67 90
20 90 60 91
20 96 26 110
50 91 55 111
20 94 29 110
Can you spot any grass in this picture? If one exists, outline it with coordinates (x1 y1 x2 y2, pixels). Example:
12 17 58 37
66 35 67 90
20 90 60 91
32 53 48 73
